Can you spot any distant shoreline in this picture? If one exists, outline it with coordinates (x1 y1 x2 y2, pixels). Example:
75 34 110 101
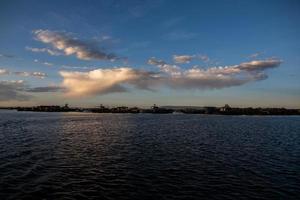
1 104 299 115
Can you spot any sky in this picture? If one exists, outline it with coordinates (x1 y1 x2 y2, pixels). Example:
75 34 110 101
0 0 299 108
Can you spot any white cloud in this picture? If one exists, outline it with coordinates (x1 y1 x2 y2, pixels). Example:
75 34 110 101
0 68 10 75
173 55 195 63
26 46 61 56
59 59 281 97
14 71 47 79
43 62 53 66
248 52 263 59
59 68 157 97
147 57 166 66
33 29 117 61
33 59 54 66
173 54 210 63
237 59 281 71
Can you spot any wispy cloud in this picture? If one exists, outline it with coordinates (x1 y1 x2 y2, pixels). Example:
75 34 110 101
26 46 61 56
173 54 210 64
26 85 63 92
0 68 10 75
0 53 14 58
61 65 94 70
33 59 54 66
248 52 264 59
33 29 118 61
0 80 31 101
59 58 281 97
147 57 166 66
173 55 194 64
0 80 62 101
14 71 47 79
1 68 47 79
162 17 184 28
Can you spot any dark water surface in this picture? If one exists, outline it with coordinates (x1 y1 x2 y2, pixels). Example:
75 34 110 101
0 110 299 199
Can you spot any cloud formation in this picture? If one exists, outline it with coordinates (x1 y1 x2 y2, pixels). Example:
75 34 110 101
0 80 31 101
0 53 14 58
173 54 210 63
26 47 61 56
59 59 281 97
0 69 10 75
33 30 117 61
173 55 194 63
14 71 47 79
26 85 63 92
59 68 157 97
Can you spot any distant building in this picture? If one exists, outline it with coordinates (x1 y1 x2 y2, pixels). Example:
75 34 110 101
220 104 231 112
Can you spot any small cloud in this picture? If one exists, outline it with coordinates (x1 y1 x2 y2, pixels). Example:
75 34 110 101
248 52 263 59
197 55 210 63
61 65 93 70
33 59 54 66
173 54 210 64
237 59 282 71
173 55 195 64
33 29 118 61
43 62 53 66
0 68 10 75
0 53 14 58
26 46 61 56
14 71 47 79
147 57 166 66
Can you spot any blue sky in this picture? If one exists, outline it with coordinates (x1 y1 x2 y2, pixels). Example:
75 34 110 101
0 0 299 108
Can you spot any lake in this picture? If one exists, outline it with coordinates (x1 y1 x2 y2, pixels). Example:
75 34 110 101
0 110 299 199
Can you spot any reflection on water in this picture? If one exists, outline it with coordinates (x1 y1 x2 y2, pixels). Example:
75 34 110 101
0 111 299 199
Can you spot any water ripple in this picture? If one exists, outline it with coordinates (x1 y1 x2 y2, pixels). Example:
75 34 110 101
0 111 299 199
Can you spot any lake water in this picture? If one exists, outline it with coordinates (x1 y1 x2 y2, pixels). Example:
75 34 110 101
0 110 299 199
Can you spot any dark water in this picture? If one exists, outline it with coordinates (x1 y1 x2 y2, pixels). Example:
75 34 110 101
0 110 299 200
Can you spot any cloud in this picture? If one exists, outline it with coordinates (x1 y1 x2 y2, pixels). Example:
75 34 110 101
33 29 117 61
0 81 66 101
147 57 166 66
237 59 281 71
148 57 181 76
59 68 157 97
59 59 281 97
33 59 54 66
0 80 31 101
248 52 263 59
173 55 194 63
0 68 10 75
0 53 14 58
1 68 47 79
26 46 61 56
14 71 47 79
43 62 53 66
173 54 210 64
26 85 63 92
197 55 210 63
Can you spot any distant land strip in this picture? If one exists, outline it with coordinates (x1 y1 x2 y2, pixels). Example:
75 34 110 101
0 104 299 115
